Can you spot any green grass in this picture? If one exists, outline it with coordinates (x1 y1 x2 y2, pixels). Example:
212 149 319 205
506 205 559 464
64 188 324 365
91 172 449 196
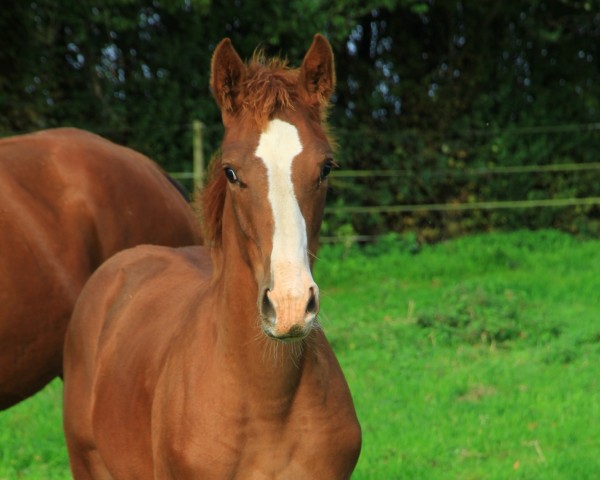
0 381 69 479
2 229 599 479
317 229 600 479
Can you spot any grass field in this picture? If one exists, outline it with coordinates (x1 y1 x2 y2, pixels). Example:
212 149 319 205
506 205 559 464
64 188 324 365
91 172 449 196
1 229 599 479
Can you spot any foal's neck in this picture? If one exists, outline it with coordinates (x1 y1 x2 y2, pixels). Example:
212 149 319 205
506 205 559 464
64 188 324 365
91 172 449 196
214 227 314 399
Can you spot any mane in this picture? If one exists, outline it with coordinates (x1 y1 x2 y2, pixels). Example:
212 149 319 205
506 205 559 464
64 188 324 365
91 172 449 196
198 152 227 248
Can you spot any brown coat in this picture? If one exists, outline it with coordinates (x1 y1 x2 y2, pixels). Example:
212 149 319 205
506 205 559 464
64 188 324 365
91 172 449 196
0 128 201 409
63 35 361 479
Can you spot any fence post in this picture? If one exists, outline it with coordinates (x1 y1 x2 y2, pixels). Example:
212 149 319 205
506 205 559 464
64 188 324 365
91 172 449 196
192 120 204 188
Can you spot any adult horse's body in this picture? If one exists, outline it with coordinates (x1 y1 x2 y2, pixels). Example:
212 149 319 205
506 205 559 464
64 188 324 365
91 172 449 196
0 128 202 409
63 35 361 479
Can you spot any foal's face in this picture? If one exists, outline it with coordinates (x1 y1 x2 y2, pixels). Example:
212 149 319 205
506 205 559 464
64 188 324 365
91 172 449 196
210 34 336 342
222 111 334 341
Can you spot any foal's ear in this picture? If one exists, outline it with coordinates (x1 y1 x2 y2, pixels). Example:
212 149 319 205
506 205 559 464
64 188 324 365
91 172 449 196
299 34 336 109
210 38 246 113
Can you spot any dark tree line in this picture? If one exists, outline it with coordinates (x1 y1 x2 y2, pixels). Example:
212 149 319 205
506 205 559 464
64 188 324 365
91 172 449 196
1 0 599 239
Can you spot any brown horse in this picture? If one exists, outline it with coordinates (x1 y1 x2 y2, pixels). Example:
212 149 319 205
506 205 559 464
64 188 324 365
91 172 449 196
0 128 202 410
63 35 361 479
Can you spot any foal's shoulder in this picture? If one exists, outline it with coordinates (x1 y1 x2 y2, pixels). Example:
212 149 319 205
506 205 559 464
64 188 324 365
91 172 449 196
81 245 212 318
100 244 212 282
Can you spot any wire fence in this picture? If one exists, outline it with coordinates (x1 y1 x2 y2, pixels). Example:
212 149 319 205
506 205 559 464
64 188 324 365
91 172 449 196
326 161 600 215
165 121 600 243
171 160 600 242
324 169 600 242
327 196 600 215
332 162 600 178
6 120 598 244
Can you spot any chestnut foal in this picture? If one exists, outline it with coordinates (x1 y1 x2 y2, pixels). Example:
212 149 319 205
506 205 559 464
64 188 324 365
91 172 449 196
63 34 361 479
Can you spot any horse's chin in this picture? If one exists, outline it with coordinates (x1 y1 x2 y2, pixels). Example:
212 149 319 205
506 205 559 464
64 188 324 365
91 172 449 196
261 321 313 343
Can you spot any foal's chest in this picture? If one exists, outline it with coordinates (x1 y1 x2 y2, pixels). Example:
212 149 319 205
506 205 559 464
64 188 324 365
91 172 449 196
159 374 360 479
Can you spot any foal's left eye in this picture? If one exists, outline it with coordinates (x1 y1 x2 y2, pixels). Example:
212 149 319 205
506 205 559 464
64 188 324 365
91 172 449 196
224 167 238 184
319 160 336 182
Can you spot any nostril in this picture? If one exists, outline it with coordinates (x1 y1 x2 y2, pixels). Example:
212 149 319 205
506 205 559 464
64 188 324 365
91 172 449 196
305 287 319 315
261 289 275 319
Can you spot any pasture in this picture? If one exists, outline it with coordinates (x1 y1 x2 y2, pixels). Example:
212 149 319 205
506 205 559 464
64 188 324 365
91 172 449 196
1 229 599 479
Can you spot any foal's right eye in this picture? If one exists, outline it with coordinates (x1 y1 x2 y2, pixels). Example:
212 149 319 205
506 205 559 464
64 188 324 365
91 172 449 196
224 167 238 184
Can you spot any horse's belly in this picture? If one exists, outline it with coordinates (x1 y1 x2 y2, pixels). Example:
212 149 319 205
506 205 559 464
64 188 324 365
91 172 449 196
0 236 80 409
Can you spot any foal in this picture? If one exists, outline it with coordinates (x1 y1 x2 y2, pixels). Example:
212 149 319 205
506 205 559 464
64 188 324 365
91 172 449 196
63 34 361 479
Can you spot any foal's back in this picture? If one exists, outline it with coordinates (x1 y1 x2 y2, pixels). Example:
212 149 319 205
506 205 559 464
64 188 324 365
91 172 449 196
63 244 213 479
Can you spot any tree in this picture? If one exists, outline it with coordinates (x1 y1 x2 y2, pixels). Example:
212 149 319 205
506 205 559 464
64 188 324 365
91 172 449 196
1 0 598 238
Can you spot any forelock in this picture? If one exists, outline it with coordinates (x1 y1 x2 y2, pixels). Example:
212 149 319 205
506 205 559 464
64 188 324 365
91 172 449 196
239 53 300 128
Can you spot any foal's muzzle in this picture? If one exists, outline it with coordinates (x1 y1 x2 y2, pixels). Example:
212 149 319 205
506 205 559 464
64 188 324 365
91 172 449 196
259 284 319 342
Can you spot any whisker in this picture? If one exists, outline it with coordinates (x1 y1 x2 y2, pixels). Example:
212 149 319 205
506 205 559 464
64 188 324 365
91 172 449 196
307 248 320 262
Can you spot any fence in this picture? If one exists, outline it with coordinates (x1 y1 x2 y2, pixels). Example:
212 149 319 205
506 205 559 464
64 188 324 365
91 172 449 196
169 121 600 243
328 162 600 213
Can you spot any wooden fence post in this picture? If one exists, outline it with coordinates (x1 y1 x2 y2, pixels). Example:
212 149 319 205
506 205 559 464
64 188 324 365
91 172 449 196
192 120 204 188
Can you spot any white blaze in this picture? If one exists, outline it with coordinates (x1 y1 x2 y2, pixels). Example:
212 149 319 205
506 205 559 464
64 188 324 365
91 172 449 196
255 119 313 297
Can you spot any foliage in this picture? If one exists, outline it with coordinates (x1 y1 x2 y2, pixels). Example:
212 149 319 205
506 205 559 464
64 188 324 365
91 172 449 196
2 230 600 478
1 1 599 237
327 0 600 239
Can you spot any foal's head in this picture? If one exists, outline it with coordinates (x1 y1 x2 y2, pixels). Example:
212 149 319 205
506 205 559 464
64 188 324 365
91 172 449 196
205 34 336 342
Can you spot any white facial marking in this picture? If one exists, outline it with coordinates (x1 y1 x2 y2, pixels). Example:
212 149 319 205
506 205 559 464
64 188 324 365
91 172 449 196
255 119 313 296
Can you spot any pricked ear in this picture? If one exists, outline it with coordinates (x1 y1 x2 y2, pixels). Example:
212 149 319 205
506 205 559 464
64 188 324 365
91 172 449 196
299 34 336 109
210 38 246 113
